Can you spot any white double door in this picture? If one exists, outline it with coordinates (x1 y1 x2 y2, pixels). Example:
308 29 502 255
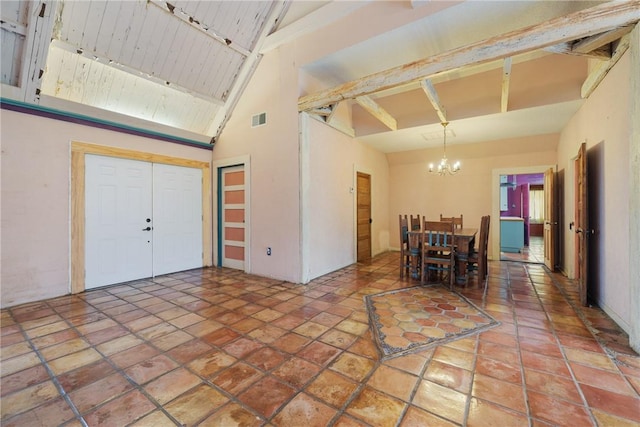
85 154 202 289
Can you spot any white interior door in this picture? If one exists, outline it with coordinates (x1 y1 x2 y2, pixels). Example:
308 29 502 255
85 155 153 289
153 163 203 276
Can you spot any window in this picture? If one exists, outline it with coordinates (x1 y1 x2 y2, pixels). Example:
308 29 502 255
530 188 544 222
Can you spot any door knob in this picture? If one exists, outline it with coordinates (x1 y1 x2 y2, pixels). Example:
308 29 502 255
142 227 151 231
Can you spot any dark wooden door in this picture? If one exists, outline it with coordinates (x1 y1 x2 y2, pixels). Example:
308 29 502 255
357 172 371 262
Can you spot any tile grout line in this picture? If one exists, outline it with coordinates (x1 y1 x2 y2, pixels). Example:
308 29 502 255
52 292 187 426
7 304 90 427
461 332 480 427
510 265 537 427
104 276 270 425
121 270 380 425
540 265 640 418
542 265 639 374
524 264 599 427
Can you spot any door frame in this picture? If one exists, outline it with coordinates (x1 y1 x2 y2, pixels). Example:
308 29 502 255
71 142 212 293
212 155 251 272
491 165 555 262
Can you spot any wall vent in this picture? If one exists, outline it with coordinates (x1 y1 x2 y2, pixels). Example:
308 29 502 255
251 112 267 127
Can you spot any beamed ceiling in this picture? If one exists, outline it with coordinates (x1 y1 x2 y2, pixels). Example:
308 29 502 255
1 1 639 151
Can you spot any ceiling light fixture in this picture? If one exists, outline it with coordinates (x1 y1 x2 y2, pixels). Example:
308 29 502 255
429 122 460 175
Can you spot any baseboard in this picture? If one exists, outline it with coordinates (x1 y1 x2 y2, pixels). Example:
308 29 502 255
597 300 631 335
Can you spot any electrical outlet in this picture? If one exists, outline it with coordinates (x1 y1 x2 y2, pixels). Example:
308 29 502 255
267 247 271 256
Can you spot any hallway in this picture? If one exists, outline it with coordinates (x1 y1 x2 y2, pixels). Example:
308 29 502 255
501 235 545 264
1 253 638 426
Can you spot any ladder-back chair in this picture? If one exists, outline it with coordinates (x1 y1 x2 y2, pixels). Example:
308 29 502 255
467 215 490 286
409 214 421 231
440 214 463 230
421 220 456 289
399 215 410 279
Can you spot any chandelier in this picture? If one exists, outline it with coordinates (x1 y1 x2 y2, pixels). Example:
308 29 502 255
428 122 460 175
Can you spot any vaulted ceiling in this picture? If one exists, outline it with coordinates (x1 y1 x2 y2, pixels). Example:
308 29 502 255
1 0 289 143
1 1 638 151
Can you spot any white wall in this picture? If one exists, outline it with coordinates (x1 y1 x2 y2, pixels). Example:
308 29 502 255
0 110 211 308
557 50 632 333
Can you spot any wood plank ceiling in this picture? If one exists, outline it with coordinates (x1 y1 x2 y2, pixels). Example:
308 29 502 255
1 0 288 141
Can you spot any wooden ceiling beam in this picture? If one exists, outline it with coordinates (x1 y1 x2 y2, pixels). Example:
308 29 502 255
325 103 339 124
582 34 631 98
307 113 355 138
419 79 447 123
298 1 640 112
354 96 398 131
544 43 611 59
572 25 634 54
501 57 512 113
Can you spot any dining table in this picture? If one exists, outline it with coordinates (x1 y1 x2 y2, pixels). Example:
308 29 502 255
407 227 478 284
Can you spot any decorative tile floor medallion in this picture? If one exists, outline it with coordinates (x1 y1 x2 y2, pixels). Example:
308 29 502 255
365 286 500 360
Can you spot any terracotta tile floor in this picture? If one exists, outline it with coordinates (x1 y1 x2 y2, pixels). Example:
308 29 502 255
501 235 545 264
1 253 639 426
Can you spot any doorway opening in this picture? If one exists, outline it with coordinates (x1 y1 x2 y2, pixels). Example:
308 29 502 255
499 173 544 264
491 165 555 266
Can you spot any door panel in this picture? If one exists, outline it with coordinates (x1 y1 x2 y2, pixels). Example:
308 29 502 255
85 155 153 288
153 163 203 276
221 165 245 269
575 142 588 306
357 172 372 262
543 167 556 271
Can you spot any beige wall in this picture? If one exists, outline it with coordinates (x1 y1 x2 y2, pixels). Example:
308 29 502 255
213 49 302 283
215 43 390 284
386 134 558 260
557 50 632 333
0 110 211 308
302 116 389 281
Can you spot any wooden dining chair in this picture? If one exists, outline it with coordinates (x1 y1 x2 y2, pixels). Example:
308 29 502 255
440 214 463 229
407 229 422 280
409 214 421 231
421 220 456 289
466 215 490 286
399 215 410 279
